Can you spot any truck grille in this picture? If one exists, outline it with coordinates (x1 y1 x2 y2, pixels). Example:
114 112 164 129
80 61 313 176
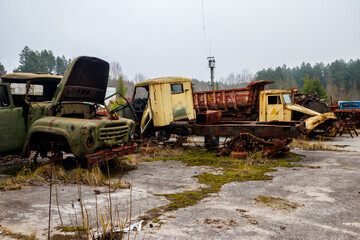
99 123 129 143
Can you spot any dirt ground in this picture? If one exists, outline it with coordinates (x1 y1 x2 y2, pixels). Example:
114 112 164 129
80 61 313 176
0 135 359 239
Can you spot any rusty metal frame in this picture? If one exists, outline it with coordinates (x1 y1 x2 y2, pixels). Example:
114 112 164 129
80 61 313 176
185 121 305 139
86 142 138 164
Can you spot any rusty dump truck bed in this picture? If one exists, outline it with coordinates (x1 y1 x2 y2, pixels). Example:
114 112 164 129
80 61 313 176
193 80 273 120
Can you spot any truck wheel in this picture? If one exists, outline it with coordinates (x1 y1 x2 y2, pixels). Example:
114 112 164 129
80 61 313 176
157 130 171 142
204 136 219 150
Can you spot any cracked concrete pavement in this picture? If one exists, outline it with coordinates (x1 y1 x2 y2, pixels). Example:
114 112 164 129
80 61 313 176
0 135 359 239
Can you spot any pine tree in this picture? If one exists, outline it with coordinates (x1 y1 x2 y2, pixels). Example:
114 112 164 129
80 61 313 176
0 62 6 76
302 75 328 101
15 46 70 74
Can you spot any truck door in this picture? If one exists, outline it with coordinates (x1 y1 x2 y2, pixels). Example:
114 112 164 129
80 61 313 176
0 84 26 153
170 83 192 121
266 95 284 121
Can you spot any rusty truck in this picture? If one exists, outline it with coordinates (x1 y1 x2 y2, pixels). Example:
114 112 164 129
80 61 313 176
111 77 309 156
289 89 358 137
0 56 136 164
194 81 336 136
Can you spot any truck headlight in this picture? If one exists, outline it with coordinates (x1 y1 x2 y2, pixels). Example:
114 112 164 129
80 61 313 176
129 130 134 140
86 136 95 148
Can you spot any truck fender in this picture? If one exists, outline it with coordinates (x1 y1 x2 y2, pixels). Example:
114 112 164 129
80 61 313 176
22 125 73 157
304 112 336 133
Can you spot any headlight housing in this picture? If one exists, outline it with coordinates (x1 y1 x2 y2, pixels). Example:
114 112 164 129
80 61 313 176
129 130 134 140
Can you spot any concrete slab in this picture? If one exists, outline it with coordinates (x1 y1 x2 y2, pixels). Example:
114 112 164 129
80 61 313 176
0 161 215 239
0 136 359 239
143 138 360 239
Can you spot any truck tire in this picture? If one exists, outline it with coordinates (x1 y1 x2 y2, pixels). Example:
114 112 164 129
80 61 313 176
204 136 219 150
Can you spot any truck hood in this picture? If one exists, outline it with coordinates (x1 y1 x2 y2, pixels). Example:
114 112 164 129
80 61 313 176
304 112 336 133
285 104 323 116
285 104 336 133
52 56 109 105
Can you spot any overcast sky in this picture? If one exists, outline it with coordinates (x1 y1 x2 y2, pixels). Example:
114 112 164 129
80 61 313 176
0 0 359 81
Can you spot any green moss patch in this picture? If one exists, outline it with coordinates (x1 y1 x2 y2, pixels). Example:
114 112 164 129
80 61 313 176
139 149 303 223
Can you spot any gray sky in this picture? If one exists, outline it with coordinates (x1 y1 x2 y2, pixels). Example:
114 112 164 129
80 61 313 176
0 0 359 82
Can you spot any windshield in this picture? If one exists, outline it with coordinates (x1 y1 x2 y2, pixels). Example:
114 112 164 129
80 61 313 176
283 94 292 104
133 86 149 100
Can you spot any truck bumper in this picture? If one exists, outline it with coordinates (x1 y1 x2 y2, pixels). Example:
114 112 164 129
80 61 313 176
85 142 137 164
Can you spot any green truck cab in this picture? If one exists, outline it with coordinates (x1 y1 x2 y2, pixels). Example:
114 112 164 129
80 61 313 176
0 56 135 163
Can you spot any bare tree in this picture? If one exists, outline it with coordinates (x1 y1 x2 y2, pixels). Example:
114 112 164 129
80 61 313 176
109 61 123 81
133 73 147 83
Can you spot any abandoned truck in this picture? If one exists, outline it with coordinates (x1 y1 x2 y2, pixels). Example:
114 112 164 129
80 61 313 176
193 81 336 136
0 56 136 164
111 77 306 156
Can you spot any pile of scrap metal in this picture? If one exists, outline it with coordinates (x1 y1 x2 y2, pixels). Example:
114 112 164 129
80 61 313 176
329 101 360 137
111 77 338 158
291 89 358 138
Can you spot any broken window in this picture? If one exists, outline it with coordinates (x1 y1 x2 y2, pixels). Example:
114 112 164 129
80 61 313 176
283 94 291 104
133 86 149 99
10 83 43 96
171 84 184 94
268 95 281 105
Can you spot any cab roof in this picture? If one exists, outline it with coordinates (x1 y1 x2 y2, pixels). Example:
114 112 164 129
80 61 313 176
135 77 191 87
1 73 62 82
262 89 291 94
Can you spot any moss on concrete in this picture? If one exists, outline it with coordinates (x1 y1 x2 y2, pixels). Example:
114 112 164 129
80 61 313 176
139 149 303 224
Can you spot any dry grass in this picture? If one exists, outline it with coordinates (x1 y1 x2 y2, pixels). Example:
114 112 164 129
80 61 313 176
244 152 276 165
0 226 37 240
71 166 106 186
290 138 338 151
153 145 185 156
0 163 130 191
115 154 142 166
140 145 186 162
0 165 69 191
254 195 303 211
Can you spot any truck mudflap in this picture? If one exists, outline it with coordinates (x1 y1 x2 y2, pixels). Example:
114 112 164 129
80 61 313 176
85 142 137 164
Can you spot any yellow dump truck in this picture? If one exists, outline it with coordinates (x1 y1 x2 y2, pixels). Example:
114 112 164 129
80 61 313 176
259 89 336 135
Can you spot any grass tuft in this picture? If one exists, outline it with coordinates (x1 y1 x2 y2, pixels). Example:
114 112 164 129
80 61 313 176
290 139 339 151
254 195 303 211
0 160 137 191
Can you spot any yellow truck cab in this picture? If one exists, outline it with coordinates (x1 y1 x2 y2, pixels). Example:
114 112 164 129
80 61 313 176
260 90 293 122
259 89 336 134
114 77 196 138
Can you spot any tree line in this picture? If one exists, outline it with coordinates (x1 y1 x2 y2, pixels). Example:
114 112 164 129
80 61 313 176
0 46 146 98
256 59 360 102
1 46 359 102
12 46 72 75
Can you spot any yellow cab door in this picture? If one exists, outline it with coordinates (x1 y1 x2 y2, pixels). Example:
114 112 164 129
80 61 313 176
170 82 195 121
266 95 284 121
148 78 196 128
